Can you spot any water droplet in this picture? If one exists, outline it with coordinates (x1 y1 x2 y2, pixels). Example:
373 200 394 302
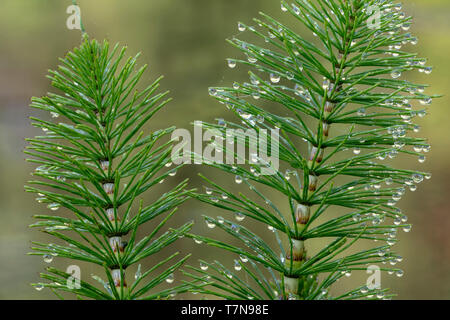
387 239 396 246
238 23 246 32
43 254 53 263
360 286 368 294
200 262 209 271
217 118 226 128
413 146 423 152
209 88 217 96
35 284 44 291
48 203 60 211
166 273 175 284
395 270 404 277
357 108 366 116
194 238 203 244
205 187 213 195
420 97 432 105
234 260 242 271
217 216 225 224
294 84 305 96
227 59 236 69
270 73 280 83
247 55 257 64
234 212 245 222
392 192 402 202
391 70 401 79
281 3 288 12
412 173 423 183
235 175 243 184
376 292 385 299
403 224 412 233
206 221 216 229
418 155 426 163
169 170 177 177
353 148 361 155
135 265 142 280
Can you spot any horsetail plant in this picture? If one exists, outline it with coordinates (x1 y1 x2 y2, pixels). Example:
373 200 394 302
185 0 435 300
25 34 194 299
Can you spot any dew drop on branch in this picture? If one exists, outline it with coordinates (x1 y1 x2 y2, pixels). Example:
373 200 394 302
43 254 53 263
166 273 175 284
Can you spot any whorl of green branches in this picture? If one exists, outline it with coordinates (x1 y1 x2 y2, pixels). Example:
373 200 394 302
25 35 194 299
185 0 434 300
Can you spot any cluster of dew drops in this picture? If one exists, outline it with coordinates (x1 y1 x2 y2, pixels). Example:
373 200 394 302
205 2 434 300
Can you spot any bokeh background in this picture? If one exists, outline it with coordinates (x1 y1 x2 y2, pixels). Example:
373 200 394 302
0 0 448 299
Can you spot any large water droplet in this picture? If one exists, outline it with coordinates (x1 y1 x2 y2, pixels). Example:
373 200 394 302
43 254 53 263
235 212 245 222
412 174 423 184
420 97 432 105
35 284 44 291
391 70 401 79
270 73 280 83
135 265 142 280
234 260 242 271
48 203 60 211
418 155 426 163
227 59 236 69
166 273 175 284
395 270 404 277
206 221 216 229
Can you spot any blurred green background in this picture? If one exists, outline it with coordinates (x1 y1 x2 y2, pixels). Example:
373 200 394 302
0 0 448 299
